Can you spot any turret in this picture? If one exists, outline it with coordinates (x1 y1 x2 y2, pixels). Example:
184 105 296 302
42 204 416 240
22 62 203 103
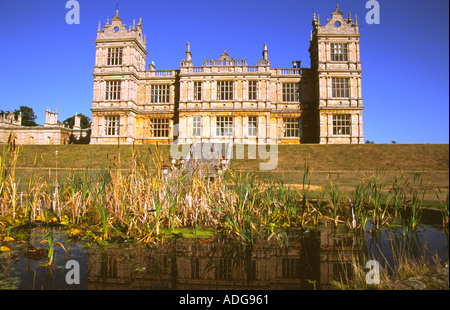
309 4 364 144
94 9 147 71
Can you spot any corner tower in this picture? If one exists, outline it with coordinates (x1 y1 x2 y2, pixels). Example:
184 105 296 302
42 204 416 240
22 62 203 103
90 9 148 144
309 5 364 144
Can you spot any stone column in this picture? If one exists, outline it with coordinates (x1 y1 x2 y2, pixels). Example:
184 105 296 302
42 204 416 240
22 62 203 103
242 79 247 101
211 81 216 101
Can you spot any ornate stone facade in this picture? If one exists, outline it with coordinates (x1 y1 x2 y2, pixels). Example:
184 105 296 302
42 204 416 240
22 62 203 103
90 5 364 145
0 108 89 145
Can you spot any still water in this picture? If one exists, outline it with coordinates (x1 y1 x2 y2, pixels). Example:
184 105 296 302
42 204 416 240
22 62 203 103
0 223 448 290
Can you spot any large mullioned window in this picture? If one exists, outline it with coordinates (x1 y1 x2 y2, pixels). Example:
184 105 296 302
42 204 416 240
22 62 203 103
332 78 350 98
107 47 123 66
149 118 169 137
332 114 351 135
330 43 348 62
104 116 120 136
283 118 302 138
150 85 170 104
216 116 233 137
282 83 300 102
105 81 121 100
217 81 233 101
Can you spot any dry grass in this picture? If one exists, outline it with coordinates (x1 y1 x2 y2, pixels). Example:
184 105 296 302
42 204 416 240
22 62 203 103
0 141 448 245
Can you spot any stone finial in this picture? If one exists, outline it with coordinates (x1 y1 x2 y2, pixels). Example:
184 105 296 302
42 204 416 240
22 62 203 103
112 5 122 21
333 2 343 15
262 44 268 60
136 15 143 32
186 42 192 62
74 113 81 129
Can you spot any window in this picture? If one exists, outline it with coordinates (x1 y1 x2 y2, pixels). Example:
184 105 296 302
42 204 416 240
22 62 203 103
283 118 302 138
282 258 300 279
192 116 201 137
332 78 349 98
282 83 300 102
191 258 200 279
105 81 121 100
149 119 169 137
248 116 257 137
107 47 123 66
194 81 202 101
330 43 348 62
332 114 351 135
215 258 232 280
248 81 257 100
150 85 170 104
216 116 233 137
217 81 233 101
104 116 120 136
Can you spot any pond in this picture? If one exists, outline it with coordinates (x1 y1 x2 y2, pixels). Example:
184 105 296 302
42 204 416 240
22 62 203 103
0 222 448 290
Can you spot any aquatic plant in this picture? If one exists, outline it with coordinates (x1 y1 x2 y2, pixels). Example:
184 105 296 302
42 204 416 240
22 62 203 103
435 188 449 228
41 230 66 266
0 139 447 246
352 181 369 230
326 176 341 227
407 173 426 230
389 174 408 218
0 134 19 219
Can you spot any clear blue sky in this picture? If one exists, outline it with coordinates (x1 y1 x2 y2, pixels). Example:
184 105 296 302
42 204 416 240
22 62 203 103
0 0 448 144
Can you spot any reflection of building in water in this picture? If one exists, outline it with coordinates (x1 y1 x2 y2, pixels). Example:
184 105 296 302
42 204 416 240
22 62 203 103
86 230 365 290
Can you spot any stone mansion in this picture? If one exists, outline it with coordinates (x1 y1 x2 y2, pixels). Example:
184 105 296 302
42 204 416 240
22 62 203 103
90 5 364 145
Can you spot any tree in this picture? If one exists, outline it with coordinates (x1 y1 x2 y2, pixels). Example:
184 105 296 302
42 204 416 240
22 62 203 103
63 113 91 129
14 106 38 126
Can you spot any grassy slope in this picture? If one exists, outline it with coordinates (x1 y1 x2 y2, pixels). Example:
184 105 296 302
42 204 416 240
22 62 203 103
9 144 449 201
13 143 449 172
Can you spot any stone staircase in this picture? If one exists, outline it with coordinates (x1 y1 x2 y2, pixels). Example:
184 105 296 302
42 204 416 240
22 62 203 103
166 141 232 180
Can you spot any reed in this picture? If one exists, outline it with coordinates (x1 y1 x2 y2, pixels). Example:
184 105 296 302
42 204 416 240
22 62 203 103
352 181 369 230
326 176 341 227
41 230 66 266
299 156 312 227
0 134 19 219
435 188 449 228
407 173 426 230
0 141 448 245
389 174 408 218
